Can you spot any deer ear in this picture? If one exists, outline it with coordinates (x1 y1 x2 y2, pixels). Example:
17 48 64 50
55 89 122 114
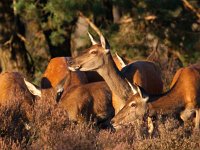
136 85 149 103
24 78 41 97
100 35 110 53
126 79 137 95
88 31 98 45
115 52 126 68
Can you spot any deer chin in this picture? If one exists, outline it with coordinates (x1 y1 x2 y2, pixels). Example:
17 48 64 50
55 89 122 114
111 123 122 130
68 66 81 71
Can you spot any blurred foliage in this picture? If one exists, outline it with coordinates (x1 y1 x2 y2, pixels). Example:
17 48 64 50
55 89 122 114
13 0 200 74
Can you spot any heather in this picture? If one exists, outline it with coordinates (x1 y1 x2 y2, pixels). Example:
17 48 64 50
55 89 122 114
0 90 199 150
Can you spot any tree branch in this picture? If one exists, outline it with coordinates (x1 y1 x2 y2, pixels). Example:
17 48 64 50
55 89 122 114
78 12 104 38
182 0 200 19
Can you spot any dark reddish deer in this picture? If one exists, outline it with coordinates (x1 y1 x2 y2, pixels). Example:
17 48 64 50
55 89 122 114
41 57 88 102
41 57 114 126
0 72 41 129
111 63 200 133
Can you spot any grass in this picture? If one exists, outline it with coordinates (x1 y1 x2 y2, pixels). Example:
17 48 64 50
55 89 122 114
0 89 200 150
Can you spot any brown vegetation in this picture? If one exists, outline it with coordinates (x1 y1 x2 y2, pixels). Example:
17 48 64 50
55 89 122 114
0 94 200 149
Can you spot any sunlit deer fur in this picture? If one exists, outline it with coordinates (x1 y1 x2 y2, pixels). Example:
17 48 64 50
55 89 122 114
68 31 163 114
0 72 40 128
41 57 114 125
79 53 127 83
0 72 39 105
41 57 88 89
43 76 115 126
56 81 115 125
41 57 88 101
111 63 200 132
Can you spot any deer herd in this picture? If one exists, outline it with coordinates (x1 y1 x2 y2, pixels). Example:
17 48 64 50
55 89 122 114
0 21 200 134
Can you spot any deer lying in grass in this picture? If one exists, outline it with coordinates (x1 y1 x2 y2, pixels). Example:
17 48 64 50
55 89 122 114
68 17 163 114
56 81 114 125
0 72 41 129
41 57 114 126
0 72 40 105
41 57 88 102
111 63 200 133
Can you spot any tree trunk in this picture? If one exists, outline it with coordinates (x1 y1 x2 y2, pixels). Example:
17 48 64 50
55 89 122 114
112 5 122 24
71 16 89 57
0 0 34 79
20 4 50 76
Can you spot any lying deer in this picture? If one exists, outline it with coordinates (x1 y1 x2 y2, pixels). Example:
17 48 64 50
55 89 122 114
57 81 114 125
68 17 163 114
0 72 41 129
111 63 200 132
0 72 40 105
41 57 88 102
41 57 114 126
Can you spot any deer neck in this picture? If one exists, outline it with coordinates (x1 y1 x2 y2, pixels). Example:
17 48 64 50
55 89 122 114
97 54 133 108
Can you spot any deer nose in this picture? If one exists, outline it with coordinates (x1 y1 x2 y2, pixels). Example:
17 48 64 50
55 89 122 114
74 65 81 70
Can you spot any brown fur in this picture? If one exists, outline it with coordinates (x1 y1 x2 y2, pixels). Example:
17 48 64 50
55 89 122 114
42 58 114 124
170 68 183 88
42 57 88 89
0 72 34 105
41 57 88 101
59 81 114 124
0 72 37 121
111 63 200 130
112 54 127 71
68 43 163 114
121 61 163 94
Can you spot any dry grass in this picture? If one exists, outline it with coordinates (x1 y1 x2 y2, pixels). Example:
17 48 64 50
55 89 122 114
0 91 199 150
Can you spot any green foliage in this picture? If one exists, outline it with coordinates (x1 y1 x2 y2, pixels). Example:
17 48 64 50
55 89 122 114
15 0 199 63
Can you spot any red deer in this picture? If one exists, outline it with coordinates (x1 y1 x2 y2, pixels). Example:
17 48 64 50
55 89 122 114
68 17 163 114
111 63 200 132
41 57 114 126
56 81 114 125
84 53 126 82
0 72 40 105
43 79 115 126
0 72 41 129
41 57 88 89
41 57 88 101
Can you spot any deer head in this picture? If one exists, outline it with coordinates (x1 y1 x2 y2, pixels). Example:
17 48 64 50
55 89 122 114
111 85 149 130
68 32 111 72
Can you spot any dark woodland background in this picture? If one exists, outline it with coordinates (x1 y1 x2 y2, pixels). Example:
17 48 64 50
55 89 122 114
0 0 200 149
0 0 199 85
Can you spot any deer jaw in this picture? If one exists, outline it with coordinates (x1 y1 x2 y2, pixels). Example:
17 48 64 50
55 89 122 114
111 88 149 130
68 44 109 72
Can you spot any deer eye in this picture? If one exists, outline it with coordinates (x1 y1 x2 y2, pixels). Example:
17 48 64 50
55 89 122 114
130 103 136 107
89 50 97 55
